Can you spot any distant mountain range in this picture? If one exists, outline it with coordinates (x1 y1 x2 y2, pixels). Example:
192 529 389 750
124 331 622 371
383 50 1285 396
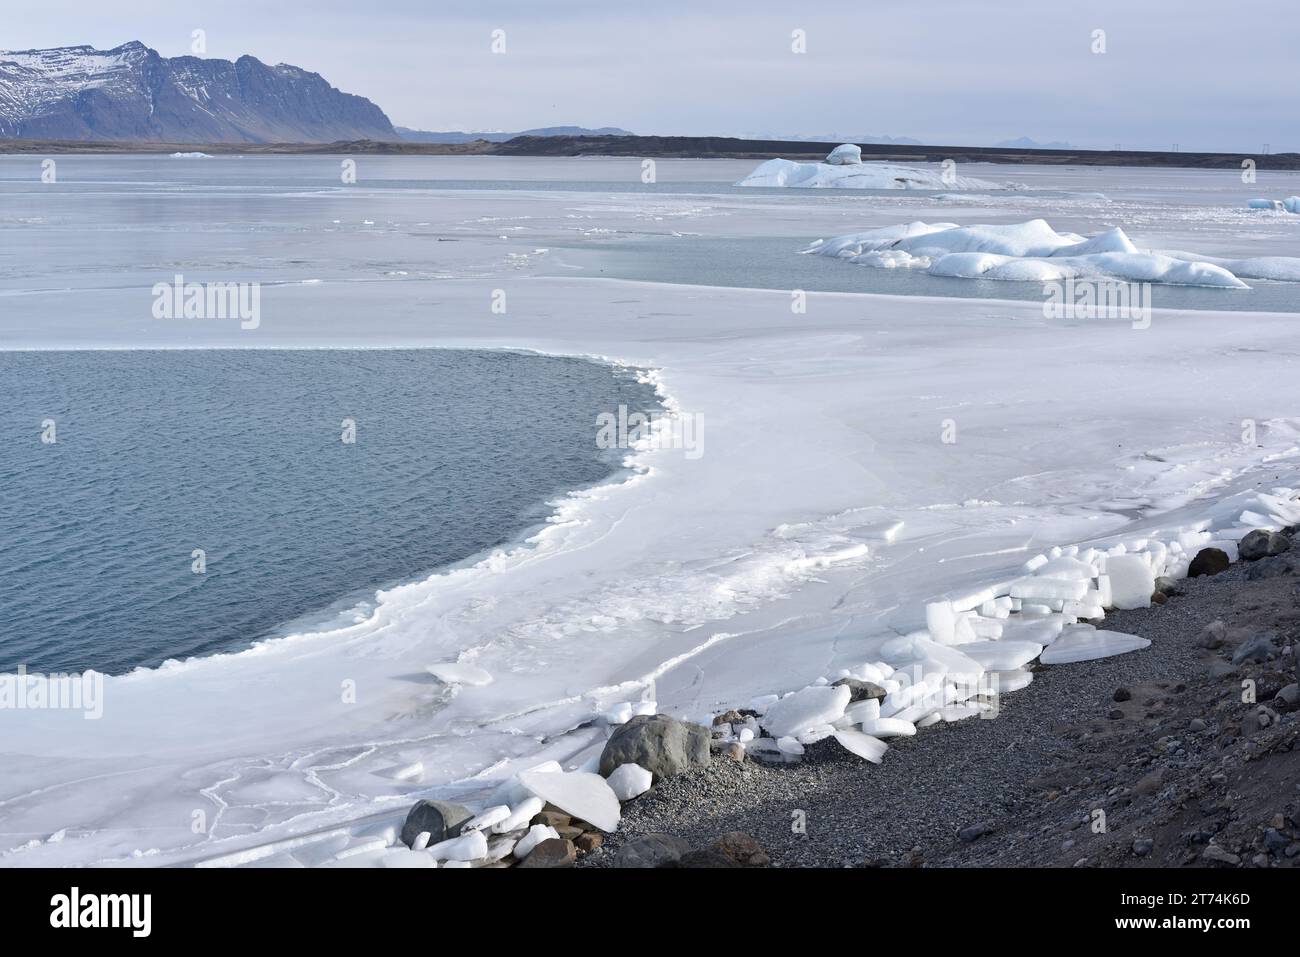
396 125 633 144
993 136 1076 150
0 42 396 142
749 132 924 146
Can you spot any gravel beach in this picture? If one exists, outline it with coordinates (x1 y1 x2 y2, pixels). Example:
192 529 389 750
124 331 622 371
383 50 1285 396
582 555 1300 868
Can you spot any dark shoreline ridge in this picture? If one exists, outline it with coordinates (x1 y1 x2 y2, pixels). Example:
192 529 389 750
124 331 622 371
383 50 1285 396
580 533 1300 869
4 133 1298 170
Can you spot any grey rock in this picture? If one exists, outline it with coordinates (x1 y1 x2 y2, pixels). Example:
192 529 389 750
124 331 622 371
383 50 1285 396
1264 828 1288 852
613 833 693 868
1188 548 1230 577
663 849 737 868
1246 554 1298 580
1113 686 1132 702
958 822 994 842
1188 718 1208 732
1154 576 1181 596
1232 633 1278 665
400 799 472 848
832 677 887 702
1197 620 1227 649
1132 838 1154 857
1237 528 1291 561
1276 683 1300 706
518 838 577 868
710 831 770 867
599 713 711 781
1201 844 1241 866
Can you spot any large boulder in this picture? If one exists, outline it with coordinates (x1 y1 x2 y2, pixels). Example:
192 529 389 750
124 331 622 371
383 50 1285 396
1188 547 1230 578
1238 529 1291 561
399 799 472 848
599 714 710 781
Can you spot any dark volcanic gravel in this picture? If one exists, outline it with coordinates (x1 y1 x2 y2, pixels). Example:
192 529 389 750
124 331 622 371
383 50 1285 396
582 559 1300 868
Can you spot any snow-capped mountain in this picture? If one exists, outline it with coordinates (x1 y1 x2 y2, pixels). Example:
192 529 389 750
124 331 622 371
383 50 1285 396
0 41 397 142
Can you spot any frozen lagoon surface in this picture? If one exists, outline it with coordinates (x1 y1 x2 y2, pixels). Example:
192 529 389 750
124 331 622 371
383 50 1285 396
3 155 1300 866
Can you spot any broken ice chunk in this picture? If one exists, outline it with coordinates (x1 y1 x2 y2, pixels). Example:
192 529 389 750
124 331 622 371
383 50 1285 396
759 684 851 738
1010 577 1089 601
519 769 621 832
462 805 511 833
1039 625 1151 664
606 763 653 801
1104 555 1155 610
951 639 1043 671
426 662 494 686
832 729 888 763
428 829 488 863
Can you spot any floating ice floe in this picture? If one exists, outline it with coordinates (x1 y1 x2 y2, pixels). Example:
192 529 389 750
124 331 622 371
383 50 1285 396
736 158 1003 190
806 219 1300 288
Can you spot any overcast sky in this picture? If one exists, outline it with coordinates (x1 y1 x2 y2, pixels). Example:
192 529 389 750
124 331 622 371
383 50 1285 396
10 0 1298 152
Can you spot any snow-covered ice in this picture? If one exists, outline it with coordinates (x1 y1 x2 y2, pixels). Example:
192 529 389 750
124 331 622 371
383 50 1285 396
807 219 1300 287
737 158 1004 190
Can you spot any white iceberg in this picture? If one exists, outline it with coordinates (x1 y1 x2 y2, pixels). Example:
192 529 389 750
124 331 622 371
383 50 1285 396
825 143 862 165
736 158 1002 190
807 219 1300 288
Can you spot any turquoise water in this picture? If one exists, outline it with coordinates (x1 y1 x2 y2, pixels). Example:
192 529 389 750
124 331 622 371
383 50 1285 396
0 348 658 674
